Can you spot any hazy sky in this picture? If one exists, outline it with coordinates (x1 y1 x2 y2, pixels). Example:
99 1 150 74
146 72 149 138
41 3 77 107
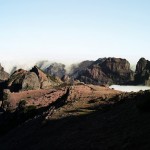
0 0 150 67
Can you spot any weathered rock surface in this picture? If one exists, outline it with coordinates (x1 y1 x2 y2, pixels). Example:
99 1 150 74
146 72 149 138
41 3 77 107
73 58 134 85
135 58 150 85
70 60 94 78
30 66 61 89
44 63 66 78
8 69 40 92
22 72 40 90
0 64 9 81
7 66 62 92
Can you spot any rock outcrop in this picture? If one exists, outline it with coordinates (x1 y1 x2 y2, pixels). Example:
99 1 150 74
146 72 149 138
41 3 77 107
44 63 66 78
0 64 9 81
7 66 61 92
70 60 94 78
8 69 40 92
135 58 150 85
30 66 61 89
73 58 134 85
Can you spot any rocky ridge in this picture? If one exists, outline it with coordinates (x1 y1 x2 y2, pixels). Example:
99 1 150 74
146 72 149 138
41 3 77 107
73 58 134 85
0 64 9 81
135 57 150 85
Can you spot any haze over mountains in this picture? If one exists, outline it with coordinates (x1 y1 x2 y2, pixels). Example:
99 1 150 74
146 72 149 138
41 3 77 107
1 57 150 149
0 57 138 75
0 57 150 88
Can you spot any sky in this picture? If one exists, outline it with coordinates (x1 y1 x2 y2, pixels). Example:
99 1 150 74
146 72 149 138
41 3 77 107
0 0 150 71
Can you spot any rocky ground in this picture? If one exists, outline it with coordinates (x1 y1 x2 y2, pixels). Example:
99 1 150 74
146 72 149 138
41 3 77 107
0 84 150 150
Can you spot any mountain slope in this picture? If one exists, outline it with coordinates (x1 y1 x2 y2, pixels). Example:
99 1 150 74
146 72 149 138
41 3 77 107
0 86 150 150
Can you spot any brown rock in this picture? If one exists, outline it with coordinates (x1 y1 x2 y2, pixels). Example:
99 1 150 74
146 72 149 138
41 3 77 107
135 57 150 85
22 72 40 90
0 64 9 81
8 69 40 92
30 66 60 89
74 58 134 85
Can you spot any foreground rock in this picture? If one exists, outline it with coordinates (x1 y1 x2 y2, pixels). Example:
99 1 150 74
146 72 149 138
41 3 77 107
7 69 40 92
8 66 61 92
30 66 61 89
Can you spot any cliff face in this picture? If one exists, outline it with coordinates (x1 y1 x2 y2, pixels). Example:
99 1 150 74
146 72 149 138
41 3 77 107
73 58 134 85
0 64 9 81
135 58 150 85
100 58 134 84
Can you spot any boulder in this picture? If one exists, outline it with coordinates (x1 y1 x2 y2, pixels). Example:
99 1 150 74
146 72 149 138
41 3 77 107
22 72 40 90
8 69 40 92
30 66 61 89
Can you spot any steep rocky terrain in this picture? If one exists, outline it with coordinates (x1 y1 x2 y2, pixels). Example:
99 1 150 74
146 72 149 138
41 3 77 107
1 57 150 149
73 58 134 85
3 57 150 86
135 58 150 85
0 64 9 81
4 57 150 86
8 69 40 92
44 63 66 78
0 84 150 150
70 60 94 78
7 66 61 92
30 66 61 89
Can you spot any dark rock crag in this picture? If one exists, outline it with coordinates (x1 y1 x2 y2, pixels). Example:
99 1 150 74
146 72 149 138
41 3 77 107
0 64 9 81
73 58 134 85
44 63 66 79
135 57 150 85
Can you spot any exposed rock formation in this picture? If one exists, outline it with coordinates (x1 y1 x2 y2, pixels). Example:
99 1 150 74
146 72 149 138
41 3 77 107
30 66 61 89
7 66 62 92
0 64 9 81
73 58 134 85
100 58 134 84
44 63 66 78
70 60 94 78
22 72 40 90
135 58 150 85
8 69 40 92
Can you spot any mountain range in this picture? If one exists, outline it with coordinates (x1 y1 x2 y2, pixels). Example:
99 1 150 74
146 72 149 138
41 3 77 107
1 57 150 149
0 57 150 89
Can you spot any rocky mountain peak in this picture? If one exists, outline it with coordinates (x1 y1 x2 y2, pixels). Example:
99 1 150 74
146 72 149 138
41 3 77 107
134 57 150 85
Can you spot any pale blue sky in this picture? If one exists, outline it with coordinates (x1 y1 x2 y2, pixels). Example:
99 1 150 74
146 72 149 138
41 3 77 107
0 0 150 66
